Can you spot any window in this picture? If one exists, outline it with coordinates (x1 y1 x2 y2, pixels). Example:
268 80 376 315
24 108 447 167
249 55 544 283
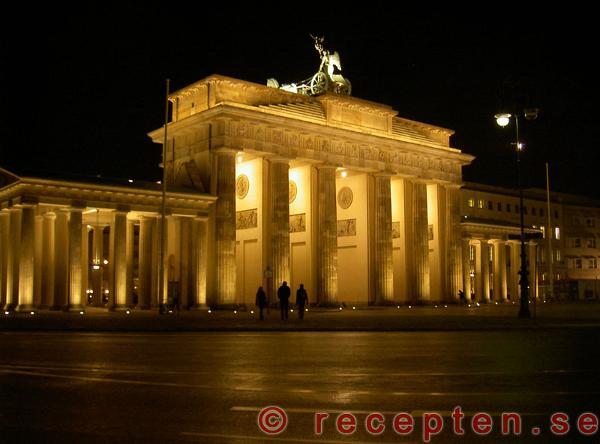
506 203 511 212
575 238 581 248
468 198 475 208
478 200 484 209
554 227 560 240
488 201 493 210
532 207 537 216
469 245 475 262
516 206 520 214
540 208 544 217
497 202 502 211
589 258 597 269
586 218 595 227
541 226 546 239
555 249 561 262
554 210 559 218
575 258 582 269
587 238 596 248
488 244 494 262
523 207 528 215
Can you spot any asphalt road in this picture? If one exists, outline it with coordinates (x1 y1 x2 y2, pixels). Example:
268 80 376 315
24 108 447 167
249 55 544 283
1 330 599 443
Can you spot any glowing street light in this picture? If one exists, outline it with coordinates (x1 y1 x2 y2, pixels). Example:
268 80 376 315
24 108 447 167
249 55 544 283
495 108 539 319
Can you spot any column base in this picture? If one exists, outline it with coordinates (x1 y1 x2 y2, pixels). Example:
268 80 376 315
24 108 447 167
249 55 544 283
3 303 17 312
189 304 210 311
372 300 397 307
67 305 86 313
49 304 68 311
317 302 342 308
15 304 36 312
210 304 247 311
111 305 133 312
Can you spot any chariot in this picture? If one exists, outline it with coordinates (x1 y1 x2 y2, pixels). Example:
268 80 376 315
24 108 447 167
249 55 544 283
267 36 352 96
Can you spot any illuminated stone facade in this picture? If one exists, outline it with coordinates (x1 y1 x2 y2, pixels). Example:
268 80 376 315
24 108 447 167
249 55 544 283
19 74 600 311
0 169 214 311
147 75 473 307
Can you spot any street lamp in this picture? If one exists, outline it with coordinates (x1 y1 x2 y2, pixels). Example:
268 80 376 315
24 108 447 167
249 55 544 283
495 108 538 318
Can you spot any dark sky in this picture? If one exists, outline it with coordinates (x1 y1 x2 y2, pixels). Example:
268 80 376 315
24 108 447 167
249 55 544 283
2 6 598 198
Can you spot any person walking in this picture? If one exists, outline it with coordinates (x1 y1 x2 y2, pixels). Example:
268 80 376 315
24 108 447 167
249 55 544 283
256 286 267 320
277 281 291 320
296 283 308 319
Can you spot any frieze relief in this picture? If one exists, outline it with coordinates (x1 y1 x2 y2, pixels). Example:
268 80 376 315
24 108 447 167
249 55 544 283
337 219 356 237
392 222 401 239
213 118 464 183
289 213 306 233
236 208 258 230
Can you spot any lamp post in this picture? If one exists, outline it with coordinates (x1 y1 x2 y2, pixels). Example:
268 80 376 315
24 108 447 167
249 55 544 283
495 109 538 318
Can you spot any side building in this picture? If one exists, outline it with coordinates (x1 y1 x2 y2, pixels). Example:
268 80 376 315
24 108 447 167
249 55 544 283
461 182 600 301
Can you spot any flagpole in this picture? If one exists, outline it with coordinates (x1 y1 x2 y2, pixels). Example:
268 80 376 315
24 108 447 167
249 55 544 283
159 79 170 313
546 162 553 302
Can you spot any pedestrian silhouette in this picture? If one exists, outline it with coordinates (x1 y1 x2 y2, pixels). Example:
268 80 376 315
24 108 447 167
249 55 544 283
256 286 267 320
277 281 291 320
458 290 465 304
296 283 308 319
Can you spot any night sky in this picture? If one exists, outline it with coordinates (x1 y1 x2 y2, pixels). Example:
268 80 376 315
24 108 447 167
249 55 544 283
2 7 598 199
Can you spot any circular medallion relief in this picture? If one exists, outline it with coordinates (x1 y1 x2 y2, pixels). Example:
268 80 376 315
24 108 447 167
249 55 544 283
236 174 250 199
289 180 298 204
337 186 353 209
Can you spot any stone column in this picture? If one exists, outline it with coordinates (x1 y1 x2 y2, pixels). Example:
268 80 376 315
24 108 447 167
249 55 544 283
372 174 393 304
91 223 104 307
81 224 89 306
0 210 10 309
491 239 507 301
6 208 22 310
462 238 472 301
152 216 161 307
412 181 430 303
34 215 43 308
53 210 69 310
446 185 463 302
191 217 208 308
508 240 520 301
478 240 490 303
68 208 85 311
268 158 290 297
214 149 237 306
17 205 35 311
42 212 56 309
178 218 188 309
529 242 538 300
125 219 135 307
138 216 154 309
316 165 338 305
110 210 128 310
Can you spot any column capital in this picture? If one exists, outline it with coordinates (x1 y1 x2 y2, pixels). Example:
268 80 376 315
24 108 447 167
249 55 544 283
372 171 394 178
268 155 292 164
314 163 338 170
14 203 36 209
212 147 237 156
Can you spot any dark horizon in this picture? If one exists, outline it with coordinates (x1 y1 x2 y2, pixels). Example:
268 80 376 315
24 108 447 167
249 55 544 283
2 7 598 199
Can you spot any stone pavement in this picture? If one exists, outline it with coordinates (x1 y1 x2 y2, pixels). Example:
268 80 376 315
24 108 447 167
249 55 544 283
1 301 599 332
